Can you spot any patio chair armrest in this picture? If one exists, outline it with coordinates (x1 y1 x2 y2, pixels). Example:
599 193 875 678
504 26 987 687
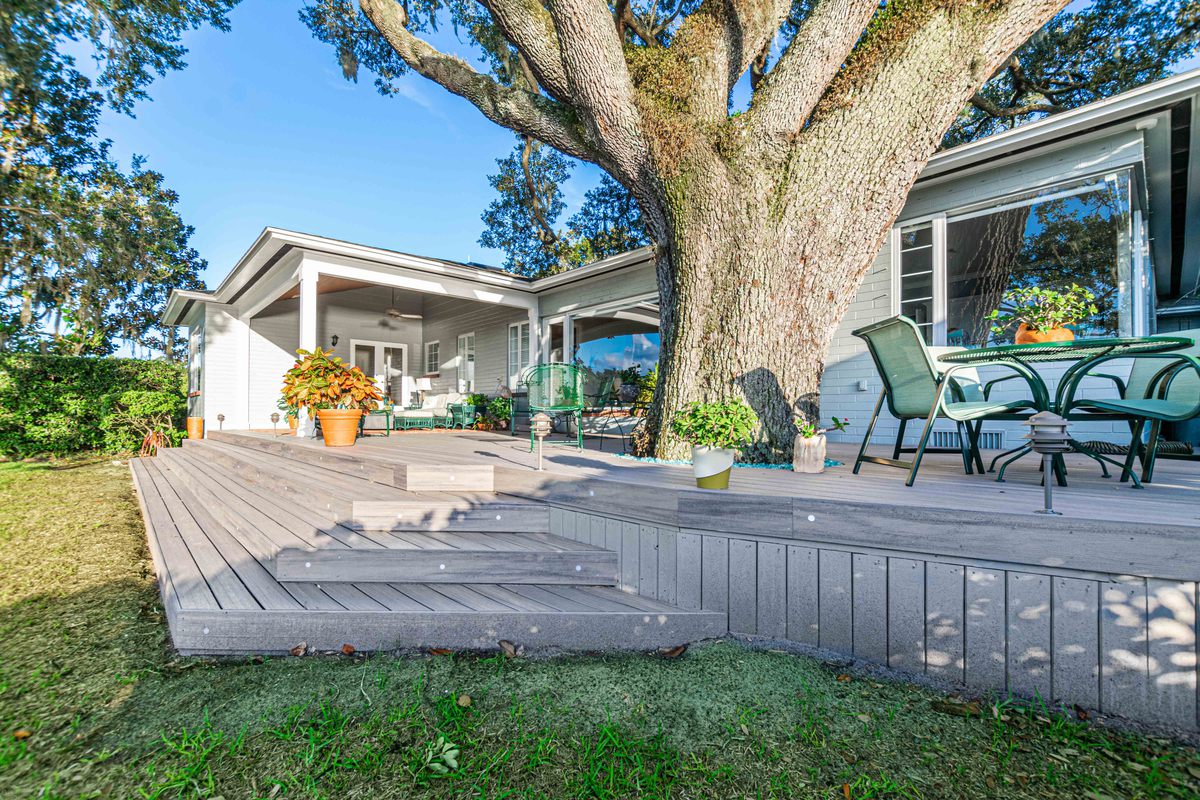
1061 353 1200 413
981 374 1022 401
940 361 1048 410
1085 372 1127 397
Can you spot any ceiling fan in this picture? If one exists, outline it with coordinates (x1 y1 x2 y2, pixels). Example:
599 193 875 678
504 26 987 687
383 288 422 321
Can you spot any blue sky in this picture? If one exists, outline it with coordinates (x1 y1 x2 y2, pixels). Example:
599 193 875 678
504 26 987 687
97 2 608 287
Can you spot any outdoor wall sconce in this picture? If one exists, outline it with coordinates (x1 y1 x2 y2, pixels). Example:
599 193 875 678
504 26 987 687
1023 411 1070 515
270 412 280 435
331 334 339 347
217 413 225 431
532 411 553 471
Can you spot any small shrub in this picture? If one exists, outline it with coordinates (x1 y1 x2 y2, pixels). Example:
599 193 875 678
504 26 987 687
670 399 757 450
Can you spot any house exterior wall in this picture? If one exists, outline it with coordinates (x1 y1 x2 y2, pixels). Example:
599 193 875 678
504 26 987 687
419 295 528 395
819 128 1151 447
538 261 657 319
201 305 249 432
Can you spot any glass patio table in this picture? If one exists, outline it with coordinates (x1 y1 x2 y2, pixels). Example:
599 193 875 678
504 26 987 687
938 335 1193 488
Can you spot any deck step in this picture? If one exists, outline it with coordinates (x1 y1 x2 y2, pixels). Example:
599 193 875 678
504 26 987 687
350 499 550 532
207 430 496 491
274 540 618 584
153 448 607 585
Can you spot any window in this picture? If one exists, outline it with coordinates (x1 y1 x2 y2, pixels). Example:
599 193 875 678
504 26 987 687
895 171 1140 346
508 322 530 388
424 341 440 375
457 332 475 392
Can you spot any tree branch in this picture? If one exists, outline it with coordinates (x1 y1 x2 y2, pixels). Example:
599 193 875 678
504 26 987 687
544 0 651 184
747 0 880 140
968 91 1059 119
358 0 595 162
478 0 573 100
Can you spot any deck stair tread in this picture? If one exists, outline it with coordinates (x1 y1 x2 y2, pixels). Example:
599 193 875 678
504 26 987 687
203 430 496 491
132 454 723 654
182 439 545 532
148 450 616 585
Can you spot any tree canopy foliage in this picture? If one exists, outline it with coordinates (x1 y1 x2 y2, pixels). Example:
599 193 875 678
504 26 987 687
305 0 1200 271
1 1 235 356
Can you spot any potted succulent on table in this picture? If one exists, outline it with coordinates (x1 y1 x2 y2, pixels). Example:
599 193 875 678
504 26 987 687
987 284 1098 344
670 399 758 489
281 347 383 447
793 416 850 474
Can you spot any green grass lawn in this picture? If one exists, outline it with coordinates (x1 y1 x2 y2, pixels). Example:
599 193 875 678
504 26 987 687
1 458 1199 799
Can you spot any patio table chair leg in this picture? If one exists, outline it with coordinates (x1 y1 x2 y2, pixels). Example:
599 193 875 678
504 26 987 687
968 421 986 474
891 419 907 461
988 442 1029 474
955 422 973 475
905 382 948 487
1142 419 1163 483
853 391 887 475
1121 419 1146 484
995 445 1032 482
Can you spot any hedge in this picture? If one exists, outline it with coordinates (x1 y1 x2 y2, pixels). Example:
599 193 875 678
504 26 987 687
0 354 187 457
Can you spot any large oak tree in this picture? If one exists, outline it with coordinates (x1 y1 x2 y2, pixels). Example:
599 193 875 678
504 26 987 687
307 0 1076 458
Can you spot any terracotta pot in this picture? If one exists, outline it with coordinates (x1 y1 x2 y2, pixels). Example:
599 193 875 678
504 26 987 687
186 417 204 440
317 408 362 447
691 446 734 490
1015 323 1074 345
287 416 298 430
793 434 827 474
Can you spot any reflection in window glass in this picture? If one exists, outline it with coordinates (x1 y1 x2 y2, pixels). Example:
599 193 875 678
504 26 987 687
945 173 1132 346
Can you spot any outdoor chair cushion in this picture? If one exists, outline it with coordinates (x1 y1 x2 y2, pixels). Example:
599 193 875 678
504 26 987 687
395 409 435 419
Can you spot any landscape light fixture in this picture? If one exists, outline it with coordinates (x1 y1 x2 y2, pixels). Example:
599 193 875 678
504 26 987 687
270 412 280 435
217 413 225 431
532 412 553 471
1023 411 1071 515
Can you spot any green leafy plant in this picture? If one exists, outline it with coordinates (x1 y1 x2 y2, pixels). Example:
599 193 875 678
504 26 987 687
465 393 489 407
419 735 460 775
670 400 757 450
0 353 186 457
280 347 383 417
795 416 850 439
276 396 298 420
486 396 512 425
987 284 1098 335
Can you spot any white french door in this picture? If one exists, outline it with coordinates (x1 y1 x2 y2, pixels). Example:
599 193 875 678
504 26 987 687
457 332 476 392
351 339 408 404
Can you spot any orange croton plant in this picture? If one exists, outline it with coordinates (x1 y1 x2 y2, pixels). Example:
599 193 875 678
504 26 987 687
281 347 383 416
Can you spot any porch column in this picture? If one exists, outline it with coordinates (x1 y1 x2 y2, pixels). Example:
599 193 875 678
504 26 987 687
297 264 319 437
528 307 541 366
562 313 574 365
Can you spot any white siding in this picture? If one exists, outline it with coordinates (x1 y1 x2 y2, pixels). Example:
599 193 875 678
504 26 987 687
201 306 249 431
419 296 527 396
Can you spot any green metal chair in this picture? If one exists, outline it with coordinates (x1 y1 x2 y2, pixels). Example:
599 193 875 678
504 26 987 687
521 362 584 451
1061 328 1200 483
852 316 1047 486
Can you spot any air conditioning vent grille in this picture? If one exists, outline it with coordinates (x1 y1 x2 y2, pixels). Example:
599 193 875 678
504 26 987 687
930 430 1004 450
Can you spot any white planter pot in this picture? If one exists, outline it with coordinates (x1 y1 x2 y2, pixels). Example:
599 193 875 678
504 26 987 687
691 446 734 489
793 434 826 473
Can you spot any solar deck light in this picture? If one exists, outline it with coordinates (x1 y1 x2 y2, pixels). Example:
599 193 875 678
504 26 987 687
270 412 280 435
1023 411 1071 515
532 411 553 471
217 413 225 431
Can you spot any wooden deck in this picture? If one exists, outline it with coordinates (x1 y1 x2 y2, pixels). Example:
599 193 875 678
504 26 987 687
238 427 1200 530
131 439 724 655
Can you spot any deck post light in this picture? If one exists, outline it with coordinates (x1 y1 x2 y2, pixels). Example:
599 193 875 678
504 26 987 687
1023 411 1071 515
217 413 225 431
270 412 280 435
532 412 553 471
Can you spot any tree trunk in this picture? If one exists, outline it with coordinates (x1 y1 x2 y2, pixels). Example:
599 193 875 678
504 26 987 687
646 170 883 461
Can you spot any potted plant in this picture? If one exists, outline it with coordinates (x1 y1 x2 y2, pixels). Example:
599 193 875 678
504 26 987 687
793 416 849 474
987 284 1098 344
276 396 299 431
281 347 383 447
670 400 757 489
